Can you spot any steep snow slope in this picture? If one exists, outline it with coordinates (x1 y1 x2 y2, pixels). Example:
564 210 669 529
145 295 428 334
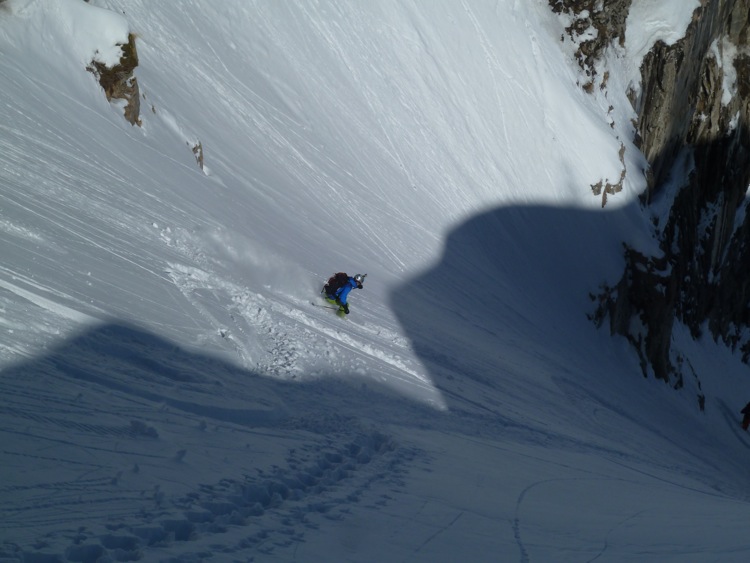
2 0 750 561
1 0 638 399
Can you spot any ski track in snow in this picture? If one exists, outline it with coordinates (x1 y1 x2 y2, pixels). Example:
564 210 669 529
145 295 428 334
0 319 424 560
170 260 439 403
0 403 418 559
162 226 438 403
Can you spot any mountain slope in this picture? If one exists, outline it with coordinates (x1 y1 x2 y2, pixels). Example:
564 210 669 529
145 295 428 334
2 0 750 561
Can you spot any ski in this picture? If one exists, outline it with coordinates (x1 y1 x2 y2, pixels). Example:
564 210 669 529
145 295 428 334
311 301 341 311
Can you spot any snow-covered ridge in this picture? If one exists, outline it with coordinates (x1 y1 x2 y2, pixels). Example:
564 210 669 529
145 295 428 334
625 0 701 91
4 0 129 66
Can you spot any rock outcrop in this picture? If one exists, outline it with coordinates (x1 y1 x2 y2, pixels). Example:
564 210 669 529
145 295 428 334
567 0 750 382
550 0 632 91
549 0 750 385
87 33 141 126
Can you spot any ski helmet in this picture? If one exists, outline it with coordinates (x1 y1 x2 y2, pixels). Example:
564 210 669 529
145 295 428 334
354 273 367 286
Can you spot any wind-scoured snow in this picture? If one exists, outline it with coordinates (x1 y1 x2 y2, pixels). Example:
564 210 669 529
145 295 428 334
1 0 750 561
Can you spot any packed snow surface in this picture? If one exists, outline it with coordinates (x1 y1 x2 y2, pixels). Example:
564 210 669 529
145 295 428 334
1 0 750 561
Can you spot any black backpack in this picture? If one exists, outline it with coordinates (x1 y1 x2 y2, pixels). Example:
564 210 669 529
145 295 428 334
323 272 349 295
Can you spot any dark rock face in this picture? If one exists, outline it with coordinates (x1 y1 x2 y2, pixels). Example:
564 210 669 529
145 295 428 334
635 0 750 191
550 0 632 90
581 0 750 381
86 33 141 126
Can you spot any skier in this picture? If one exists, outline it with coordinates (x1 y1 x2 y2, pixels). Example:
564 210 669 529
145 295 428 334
741 401 750 431
323 273 366 315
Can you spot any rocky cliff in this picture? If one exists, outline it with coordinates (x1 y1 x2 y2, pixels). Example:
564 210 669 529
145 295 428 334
553 0 750 384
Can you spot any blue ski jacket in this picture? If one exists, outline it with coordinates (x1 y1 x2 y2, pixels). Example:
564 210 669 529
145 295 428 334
330 277 358 305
